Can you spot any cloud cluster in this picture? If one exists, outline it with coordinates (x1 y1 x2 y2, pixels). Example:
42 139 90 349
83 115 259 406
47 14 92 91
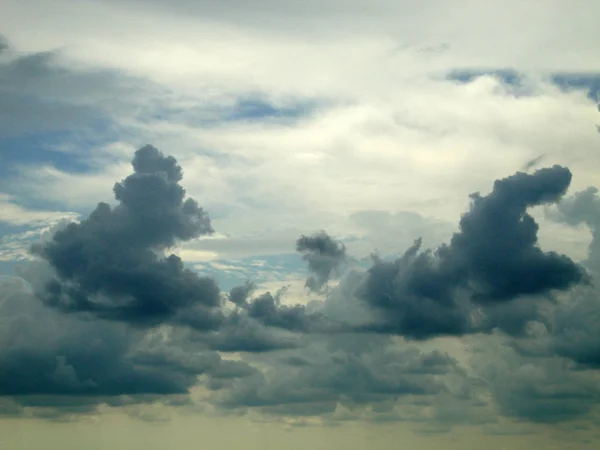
357 165 587 339
2 145 600 432
0 276 255 414
31 145 221 330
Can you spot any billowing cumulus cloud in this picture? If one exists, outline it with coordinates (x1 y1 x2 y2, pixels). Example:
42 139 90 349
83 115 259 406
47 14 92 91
2 0 600 444
356 166 587 340
446 165 585 301
297 231 346 292
228 280 255 307
31 145 222 330
2 145 600 433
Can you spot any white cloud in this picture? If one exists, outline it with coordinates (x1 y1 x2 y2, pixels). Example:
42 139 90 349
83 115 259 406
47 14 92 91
0 194 78 226
12 162 132 208
1 0 598 265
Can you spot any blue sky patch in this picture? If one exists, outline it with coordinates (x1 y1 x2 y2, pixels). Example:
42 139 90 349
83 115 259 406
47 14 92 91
447 69 600 101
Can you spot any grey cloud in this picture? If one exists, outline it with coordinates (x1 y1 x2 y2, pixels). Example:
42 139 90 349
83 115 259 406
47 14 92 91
227 283 341 335
445 165 585 301
206 312 302 353
358 239 471 340
0 48 152 109
522 154 546 171
228 280 255 307
4 145 600 428
246 290 316 333
0 35 8 53
0 45 154 139
495 369 598 424
213 339 461 418
510 285 600 370
0 278 252 412
356 166 587 340
296 231 346 292
509 187 600 369
471 339 600 424
31 146 221 329
552 186 600 272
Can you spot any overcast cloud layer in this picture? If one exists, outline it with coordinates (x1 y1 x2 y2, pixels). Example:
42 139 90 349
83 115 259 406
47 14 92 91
1 1 600 449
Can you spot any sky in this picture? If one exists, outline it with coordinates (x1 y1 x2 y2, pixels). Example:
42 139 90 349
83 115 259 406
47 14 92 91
1 0 600 448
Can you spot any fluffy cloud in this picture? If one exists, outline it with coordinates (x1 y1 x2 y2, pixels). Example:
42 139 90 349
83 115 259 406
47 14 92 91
31 146 221 329
355 166 586 340
2 145 600 434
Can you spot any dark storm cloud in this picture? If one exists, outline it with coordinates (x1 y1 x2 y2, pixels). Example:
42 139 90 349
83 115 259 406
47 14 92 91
31 145 222 329
356 166 587 339
297 231 346 292
0 277 254 412
358 239 470 340
446 165 585 301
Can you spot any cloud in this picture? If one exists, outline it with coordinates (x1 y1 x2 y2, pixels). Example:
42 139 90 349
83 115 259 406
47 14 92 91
225 285 336 336
1 1 600 440
207 312 302 353
245 290 316 333
228 281 255 307
522 154 547 172
0 194 78 226
9 0 599 74
213 335 465 421
445 165 585 300
468 336 600 424
510 187 600 369
551 186 600 272
0 46 143 139
344 210 454 257
30 146 221 330
0 277 254 411
355 166 587 339
296 231 346 292
0 34 8 53
3 145 600 432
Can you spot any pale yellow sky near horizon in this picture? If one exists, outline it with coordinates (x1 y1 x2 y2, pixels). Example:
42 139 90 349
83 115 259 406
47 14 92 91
1 412 597 450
